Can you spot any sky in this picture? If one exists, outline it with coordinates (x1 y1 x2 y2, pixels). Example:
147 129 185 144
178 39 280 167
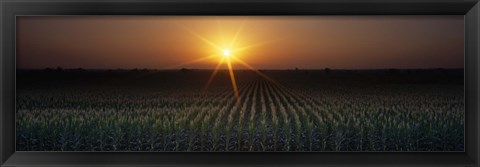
17 16 464 70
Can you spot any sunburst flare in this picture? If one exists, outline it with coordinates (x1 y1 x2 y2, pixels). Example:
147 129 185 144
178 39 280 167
175 18 281 104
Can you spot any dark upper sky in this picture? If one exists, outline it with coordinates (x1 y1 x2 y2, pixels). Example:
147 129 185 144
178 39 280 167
17 16 464 69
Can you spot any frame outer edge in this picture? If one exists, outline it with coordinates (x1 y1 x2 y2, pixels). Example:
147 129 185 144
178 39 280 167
466 1 480 166
0 0 4 165
473 2 480 166
477 2 480 166
465 1 480 166
1 0 480 167
1 1 15 166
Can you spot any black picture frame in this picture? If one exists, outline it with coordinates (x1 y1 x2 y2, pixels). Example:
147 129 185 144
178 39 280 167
1 0 479 166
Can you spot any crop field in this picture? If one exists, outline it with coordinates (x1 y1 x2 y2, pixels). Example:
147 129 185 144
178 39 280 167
16 69 464 151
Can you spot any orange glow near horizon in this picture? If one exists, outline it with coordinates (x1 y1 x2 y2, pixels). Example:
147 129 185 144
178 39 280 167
17 16 464 70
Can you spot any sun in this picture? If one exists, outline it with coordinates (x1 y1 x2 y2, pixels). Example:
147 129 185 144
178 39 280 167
222 49 231 57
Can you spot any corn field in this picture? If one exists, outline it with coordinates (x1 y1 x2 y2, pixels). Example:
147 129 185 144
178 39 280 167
16 69 464 151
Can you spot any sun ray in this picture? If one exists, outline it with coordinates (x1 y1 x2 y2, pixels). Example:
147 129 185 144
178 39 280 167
175 23 222 50
203 57 225 93
231 56 281 86
163 54 217 69
226 58 240 104
229 19 247 48
233 37 286 53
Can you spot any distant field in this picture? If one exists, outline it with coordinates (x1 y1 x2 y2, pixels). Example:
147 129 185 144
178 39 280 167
16 69 464 151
